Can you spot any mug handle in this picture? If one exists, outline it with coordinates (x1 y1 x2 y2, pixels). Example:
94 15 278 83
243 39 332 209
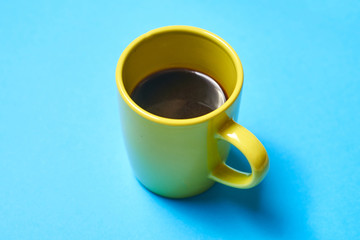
209 119 269 188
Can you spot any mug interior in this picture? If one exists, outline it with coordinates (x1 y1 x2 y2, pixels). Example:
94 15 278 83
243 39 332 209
116 26 243 125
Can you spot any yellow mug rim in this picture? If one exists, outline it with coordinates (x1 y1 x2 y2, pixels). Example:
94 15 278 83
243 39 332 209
115 25 244 126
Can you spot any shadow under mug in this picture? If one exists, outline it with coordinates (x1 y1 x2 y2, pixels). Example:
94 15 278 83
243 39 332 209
116 26 269 198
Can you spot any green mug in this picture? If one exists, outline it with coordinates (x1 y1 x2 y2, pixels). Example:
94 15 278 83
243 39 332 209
116 26 269 198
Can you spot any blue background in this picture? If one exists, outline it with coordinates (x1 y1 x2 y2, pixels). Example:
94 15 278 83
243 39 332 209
1 0 359 239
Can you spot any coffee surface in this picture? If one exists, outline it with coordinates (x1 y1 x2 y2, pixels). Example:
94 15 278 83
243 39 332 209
130 68 227 119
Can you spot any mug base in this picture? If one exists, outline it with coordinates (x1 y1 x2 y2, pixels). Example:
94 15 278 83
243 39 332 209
135 177 216 199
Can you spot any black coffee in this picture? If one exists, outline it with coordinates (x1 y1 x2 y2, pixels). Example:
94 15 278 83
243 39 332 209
130 68 227 119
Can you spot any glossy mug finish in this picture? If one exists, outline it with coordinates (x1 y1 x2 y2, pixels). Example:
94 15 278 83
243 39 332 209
116 26 269 198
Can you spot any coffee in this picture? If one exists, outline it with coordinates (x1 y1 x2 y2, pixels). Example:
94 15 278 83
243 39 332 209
130 68 227 119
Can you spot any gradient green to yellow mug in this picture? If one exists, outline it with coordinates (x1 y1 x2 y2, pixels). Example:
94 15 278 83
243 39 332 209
116 26 269 198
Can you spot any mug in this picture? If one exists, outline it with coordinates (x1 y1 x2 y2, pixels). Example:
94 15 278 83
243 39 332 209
115 26 269 198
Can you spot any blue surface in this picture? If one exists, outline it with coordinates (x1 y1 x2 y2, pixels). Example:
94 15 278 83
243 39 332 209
1 0 359 239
